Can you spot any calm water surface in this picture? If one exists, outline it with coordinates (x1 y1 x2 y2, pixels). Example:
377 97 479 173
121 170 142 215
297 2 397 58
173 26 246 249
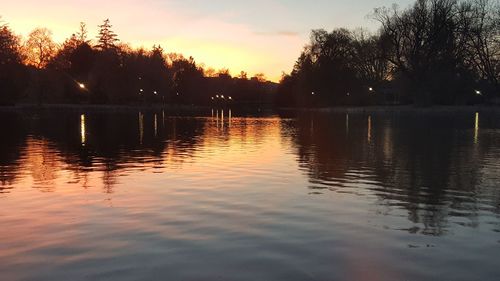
1 109 499 281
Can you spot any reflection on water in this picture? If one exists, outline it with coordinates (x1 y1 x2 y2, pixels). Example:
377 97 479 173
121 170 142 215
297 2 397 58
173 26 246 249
346 112 349 135
154 113 158 137
0 109 500 281
289 111 500 236
475 112 480 144
367 115 372 143
139 111 144 145
80 114 86 146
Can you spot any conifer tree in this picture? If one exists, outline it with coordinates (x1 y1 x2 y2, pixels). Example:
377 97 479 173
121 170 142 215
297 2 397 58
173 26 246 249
76 22 90 45
96 19 119 50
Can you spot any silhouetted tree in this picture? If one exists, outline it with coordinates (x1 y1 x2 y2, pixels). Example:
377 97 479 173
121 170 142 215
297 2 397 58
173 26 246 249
277 0 498 107
0 18 26 104
374 0 479 104
277 28 367 107
0 18 275 106
238 71 248 79
252 73 267 82
69 43 94 75
351 29 391 84
24 27 58 68
216 68 231 80
459 0 499 92
121 45 172 104
48 34 80 70
76 22 90 45
96 19 119 51
204 67 217 77
0 18 22 65
171 56 204 104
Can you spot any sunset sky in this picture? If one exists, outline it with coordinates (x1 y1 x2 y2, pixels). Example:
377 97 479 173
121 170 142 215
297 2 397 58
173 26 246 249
3 0 414 81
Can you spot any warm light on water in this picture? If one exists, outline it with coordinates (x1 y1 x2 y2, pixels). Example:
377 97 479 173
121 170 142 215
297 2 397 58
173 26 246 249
80 114 86 146
0 110 500 281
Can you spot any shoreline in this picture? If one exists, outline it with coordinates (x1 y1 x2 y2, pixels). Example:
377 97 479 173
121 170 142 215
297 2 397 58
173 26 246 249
0 104 212 113
286 105 500 114
0 103 499 114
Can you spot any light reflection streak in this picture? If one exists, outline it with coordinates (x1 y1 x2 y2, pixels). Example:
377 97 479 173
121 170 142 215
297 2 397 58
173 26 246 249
216 110 219 128
346 113 349 136
80 114 86 146
368 115 372 143
474 112 479 144
139 112 144 145
154 114 158 137
221 110 224 127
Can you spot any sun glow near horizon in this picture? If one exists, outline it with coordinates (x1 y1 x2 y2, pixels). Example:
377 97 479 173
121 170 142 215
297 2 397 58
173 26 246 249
2 0 414 82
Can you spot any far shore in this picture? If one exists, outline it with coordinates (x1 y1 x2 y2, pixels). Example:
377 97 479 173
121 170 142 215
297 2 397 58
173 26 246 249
0 103 499 114
291 105 500 114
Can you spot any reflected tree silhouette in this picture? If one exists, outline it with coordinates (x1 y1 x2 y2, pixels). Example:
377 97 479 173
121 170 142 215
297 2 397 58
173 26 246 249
1 110 500 235
0 110 207 193
283 110 500 235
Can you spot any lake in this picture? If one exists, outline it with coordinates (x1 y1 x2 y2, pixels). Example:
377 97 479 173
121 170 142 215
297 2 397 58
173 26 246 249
1 108 499 281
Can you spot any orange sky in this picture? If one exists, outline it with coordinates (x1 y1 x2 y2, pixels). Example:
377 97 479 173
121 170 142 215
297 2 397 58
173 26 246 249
2 0 414 81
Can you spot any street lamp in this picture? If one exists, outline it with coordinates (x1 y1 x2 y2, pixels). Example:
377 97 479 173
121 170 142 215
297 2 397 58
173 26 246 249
475 90 482 95
78 83 86 89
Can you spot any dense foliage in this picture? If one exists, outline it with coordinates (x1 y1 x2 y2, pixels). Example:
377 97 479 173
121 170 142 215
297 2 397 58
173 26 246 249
0 19 275 106
1 0 499 107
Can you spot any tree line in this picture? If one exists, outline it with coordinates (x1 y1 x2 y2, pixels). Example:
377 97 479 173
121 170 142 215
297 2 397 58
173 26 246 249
1 0 499 108
277 0 499 107
0 19 276 106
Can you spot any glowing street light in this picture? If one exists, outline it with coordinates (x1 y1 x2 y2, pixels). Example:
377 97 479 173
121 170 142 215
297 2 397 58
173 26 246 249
78 83 86 89
228 96 232 100
369 87 374 92
216 95 219 98
221 95 225 99
312 91 315 95
475 90 482 95
153 91 158 95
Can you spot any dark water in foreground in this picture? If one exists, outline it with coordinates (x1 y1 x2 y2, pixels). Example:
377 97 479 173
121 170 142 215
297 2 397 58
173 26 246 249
1 109 499 281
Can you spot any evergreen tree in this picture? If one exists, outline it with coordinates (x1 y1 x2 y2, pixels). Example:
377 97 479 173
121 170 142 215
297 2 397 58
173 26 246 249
96 19 119 51
76 22 90 45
